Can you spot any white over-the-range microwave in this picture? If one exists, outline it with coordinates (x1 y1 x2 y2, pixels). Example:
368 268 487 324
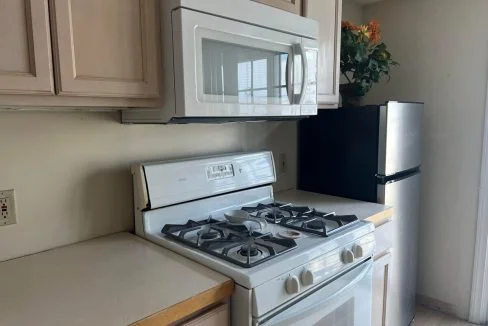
122 0 319 124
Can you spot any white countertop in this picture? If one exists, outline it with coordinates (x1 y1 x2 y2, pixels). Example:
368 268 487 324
275 189 393 225
0 233 231 326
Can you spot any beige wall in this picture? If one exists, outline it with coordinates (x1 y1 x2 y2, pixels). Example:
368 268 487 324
0 111 297 262
364 0 488 319
342 0 363 23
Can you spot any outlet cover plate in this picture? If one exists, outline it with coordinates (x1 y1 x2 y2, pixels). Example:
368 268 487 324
0 189 17 226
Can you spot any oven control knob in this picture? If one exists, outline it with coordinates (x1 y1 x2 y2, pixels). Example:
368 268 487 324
342 249 355 264
352 244 364 259
285 275 301 294
301 269 316 286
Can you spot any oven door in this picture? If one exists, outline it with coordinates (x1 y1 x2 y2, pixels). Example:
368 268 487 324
256 260 373 326
171 8 318 118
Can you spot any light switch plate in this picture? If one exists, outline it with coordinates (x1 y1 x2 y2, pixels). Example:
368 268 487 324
0 189 17 226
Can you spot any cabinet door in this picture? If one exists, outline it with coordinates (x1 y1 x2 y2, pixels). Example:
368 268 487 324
50 0 159 98
252 0 302 15
304 0 341 106
182 303 230 326
372 252 392 326
0 0 53 94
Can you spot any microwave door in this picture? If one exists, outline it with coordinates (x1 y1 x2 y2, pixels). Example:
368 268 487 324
172 8 305 118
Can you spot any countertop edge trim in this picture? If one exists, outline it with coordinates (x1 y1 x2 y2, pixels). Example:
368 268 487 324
364 207 394 226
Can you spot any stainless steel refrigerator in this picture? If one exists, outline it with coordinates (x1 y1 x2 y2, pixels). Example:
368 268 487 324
298 101 423 326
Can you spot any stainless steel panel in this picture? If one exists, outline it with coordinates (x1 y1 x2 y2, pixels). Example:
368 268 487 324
378 172 421 326
378 102 423 175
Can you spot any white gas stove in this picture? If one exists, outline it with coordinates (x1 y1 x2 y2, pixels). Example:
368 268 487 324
132 152 375 325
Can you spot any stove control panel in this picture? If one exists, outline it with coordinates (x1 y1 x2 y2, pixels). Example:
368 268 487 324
298 238 374 288
253 233 375 315
253 231 376 318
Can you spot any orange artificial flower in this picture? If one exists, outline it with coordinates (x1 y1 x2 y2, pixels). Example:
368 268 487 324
368 20 382 44
342 20 382 45
342 20 361 31
342 21 354 29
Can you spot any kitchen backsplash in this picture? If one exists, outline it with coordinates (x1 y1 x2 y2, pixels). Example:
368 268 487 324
0 111 297 262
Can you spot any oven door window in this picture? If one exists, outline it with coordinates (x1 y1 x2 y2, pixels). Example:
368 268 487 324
258 261 373 326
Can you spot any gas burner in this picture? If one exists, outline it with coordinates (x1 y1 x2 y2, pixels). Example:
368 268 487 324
261 207 292 223
161 217 297 268
280 210 360 237
198 227 222 241
242 202 309 224
239 243 261 257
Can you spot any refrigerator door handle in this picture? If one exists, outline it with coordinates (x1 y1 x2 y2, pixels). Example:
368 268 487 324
376 167 421 185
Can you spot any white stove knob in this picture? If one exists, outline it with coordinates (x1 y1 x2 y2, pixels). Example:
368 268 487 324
301 269 315 286
285 275 301 294
342 249 355 264
352 244 364 259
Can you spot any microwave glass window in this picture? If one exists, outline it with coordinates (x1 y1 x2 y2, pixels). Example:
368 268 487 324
202 39 290 104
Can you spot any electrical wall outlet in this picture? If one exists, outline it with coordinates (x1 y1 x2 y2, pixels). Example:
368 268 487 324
0 189 17 226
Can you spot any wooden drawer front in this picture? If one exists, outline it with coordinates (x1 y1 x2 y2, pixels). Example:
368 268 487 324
181 303 230 326
375 220 394 258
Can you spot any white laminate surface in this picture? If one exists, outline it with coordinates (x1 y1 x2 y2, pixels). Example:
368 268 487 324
275 189 391 221
0 233 230 326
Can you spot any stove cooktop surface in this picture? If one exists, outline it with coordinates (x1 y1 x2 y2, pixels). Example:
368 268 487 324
160 202 359 268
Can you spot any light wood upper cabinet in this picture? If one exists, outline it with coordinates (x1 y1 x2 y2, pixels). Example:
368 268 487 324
50 0 160 98
303 0 342 107
0 0 54 94
252 0 302 15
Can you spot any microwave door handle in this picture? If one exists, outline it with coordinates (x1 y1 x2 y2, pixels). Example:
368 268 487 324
286 49 294 104
296 43 308 104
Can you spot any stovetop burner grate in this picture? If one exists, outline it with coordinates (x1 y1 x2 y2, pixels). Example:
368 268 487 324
161 217 297 268
242 202 310 224
242 202 360 237
280 209 360 237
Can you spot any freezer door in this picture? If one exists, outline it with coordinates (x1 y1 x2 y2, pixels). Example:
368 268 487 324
378 172 421 326
378 102 423 176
